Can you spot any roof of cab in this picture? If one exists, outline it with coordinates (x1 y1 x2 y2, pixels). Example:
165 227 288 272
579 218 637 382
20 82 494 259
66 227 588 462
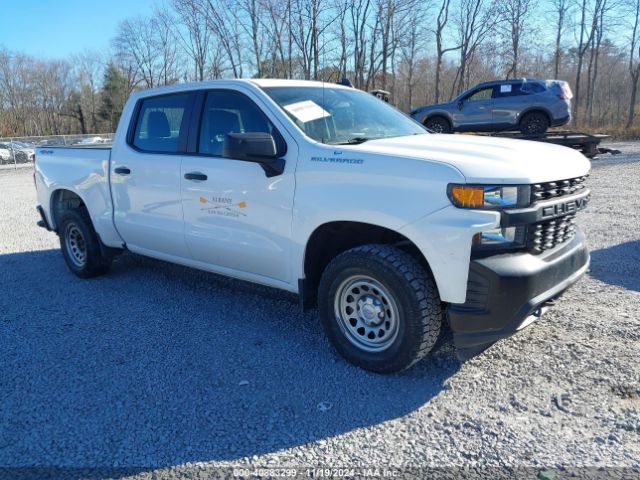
128 78 353 100
248 78 352 89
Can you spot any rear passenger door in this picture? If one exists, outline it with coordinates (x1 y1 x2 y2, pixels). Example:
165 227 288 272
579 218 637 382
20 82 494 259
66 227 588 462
111 92 195 259
491 82 526 127
180 89 297 284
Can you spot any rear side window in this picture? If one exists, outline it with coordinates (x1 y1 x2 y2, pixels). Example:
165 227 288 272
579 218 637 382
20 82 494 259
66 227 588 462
132 93 191 153
521 82 545 94
198 90 285 157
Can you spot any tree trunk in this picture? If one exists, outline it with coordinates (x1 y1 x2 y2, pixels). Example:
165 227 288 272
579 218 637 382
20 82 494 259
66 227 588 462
628 72 640 128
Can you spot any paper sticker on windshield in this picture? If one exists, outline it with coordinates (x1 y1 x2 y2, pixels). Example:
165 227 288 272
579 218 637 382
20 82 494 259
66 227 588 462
284 100 330 123
500 84 512 93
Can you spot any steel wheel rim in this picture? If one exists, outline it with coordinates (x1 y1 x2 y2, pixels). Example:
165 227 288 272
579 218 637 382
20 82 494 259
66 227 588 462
334 275 400 352
64 223 87 268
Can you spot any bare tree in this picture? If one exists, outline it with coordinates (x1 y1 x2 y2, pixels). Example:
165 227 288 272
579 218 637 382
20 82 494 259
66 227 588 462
236 0 266 77
451 0 498 96
71 51 105 132
1 0 639 138
573 0 601 125
153 9 182 85
291 0 334 80
551 0 571 78
399 12 423 108
628 0 640 127
114 17 162 88
499 0 534 79
433 0 460 102
199 0 244 77
259 0 293 77
173 0 211 81
345 0 372 88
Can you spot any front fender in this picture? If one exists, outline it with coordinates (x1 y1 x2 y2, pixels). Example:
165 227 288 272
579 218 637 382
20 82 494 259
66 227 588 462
399 206 501 303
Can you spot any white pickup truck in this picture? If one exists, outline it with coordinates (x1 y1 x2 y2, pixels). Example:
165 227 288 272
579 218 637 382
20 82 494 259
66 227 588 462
34 79 591 373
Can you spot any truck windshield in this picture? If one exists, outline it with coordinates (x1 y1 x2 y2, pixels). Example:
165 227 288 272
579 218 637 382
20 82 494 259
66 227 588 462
263 86 427 145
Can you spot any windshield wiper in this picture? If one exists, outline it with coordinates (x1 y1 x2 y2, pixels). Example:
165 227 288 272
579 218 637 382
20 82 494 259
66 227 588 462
331 137 372 145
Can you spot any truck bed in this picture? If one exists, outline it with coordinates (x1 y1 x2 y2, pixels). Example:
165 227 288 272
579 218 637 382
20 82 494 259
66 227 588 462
34 145 120 247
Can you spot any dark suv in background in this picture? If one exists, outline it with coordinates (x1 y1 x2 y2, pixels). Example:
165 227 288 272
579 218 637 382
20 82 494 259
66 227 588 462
411 79 572 135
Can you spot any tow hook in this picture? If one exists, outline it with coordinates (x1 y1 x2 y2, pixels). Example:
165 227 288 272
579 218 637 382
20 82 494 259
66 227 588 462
518 304 551 331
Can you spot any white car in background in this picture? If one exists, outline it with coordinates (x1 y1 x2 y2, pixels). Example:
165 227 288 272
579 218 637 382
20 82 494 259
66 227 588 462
0 141 35 162
0 147 10 162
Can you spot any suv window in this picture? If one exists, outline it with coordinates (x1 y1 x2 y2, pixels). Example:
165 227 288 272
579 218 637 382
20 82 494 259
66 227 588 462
132 93 191 153
466 87 494 101
521 81 545 94
198 90 285 156
494 82 522 98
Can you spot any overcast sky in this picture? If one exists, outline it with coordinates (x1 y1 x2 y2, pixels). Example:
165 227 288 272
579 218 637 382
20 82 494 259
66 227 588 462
0 0 156 58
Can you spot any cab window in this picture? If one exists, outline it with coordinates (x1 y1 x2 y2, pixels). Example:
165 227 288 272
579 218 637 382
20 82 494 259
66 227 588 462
198 90 285 157
132 93 190 153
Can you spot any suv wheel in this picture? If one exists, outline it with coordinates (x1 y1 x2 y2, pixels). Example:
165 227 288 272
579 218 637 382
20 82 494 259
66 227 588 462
59 209 112 278
318 244 442 373
425 116 452 134
520 112 549 135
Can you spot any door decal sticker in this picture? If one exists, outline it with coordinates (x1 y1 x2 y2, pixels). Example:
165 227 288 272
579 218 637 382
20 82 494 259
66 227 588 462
199 196 247 217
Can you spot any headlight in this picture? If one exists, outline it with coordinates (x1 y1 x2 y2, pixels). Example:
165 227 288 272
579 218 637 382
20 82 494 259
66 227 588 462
448 184 530 209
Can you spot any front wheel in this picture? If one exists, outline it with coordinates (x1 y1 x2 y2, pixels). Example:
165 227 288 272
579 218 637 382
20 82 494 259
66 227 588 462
424 116 452 134
59 209 112 278
318 245 442 373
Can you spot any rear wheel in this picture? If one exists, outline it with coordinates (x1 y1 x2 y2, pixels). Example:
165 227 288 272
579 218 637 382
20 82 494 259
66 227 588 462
519 111 549 135
59 209 112 278
424 116 452 134
318 244 442 373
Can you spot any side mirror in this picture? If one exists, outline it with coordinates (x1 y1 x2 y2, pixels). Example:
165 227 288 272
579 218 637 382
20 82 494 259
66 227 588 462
223 132 285 177
457 100 464 110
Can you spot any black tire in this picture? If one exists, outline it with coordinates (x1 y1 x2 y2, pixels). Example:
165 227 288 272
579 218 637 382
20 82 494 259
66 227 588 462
425 116 452 134
519 111 549 135
58 208 112 278
318 244 442 373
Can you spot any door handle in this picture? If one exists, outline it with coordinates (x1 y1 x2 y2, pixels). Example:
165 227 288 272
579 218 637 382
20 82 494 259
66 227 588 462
114 166 131 175
184 172 207 181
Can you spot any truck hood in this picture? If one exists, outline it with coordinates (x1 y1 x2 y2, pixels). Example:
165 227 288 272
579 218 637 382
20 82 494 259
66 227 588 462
414 102 450 112
357 133 591 184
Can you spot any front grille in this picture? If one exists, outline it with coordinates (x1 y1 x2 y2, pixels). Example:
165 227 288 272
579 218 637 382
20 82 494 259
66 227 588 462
530 176 587 203
527 214 577 254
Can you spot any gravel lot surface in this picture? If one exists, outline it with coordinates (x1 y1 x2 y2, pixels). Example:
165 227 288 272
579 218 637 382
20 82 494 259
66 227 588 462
0 144 638 479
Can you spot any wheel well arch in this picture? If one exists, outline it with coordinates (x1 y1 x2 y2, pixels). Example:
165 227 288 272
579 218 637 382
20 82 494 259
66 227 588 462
518 108 551 125
50 189 86 231
301 221 433 307
422 113 452 127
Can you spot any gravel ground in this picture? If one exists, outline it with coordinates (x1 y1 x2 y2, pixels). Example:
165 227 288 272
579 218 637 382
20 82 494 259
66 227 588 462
0 145 638 479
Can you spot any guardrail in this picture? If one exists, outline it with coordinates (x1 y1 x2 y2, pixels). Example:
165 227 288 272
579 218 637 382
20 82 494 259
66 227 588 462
0 134 114 168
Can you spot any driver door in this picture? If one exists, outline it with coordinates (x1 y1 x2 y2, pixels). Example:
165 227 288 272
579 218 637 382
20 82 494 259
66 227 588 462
454 86 495 130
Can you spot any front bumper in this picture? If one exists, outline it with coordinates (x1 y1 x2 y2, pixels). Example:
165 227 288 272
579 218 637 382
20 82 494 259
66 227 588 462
448 228 589 360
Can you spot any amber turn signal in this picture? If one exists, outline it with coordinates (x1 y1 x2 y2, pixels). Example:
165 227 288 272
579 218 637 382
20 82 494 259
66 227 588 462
450 185 484 208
